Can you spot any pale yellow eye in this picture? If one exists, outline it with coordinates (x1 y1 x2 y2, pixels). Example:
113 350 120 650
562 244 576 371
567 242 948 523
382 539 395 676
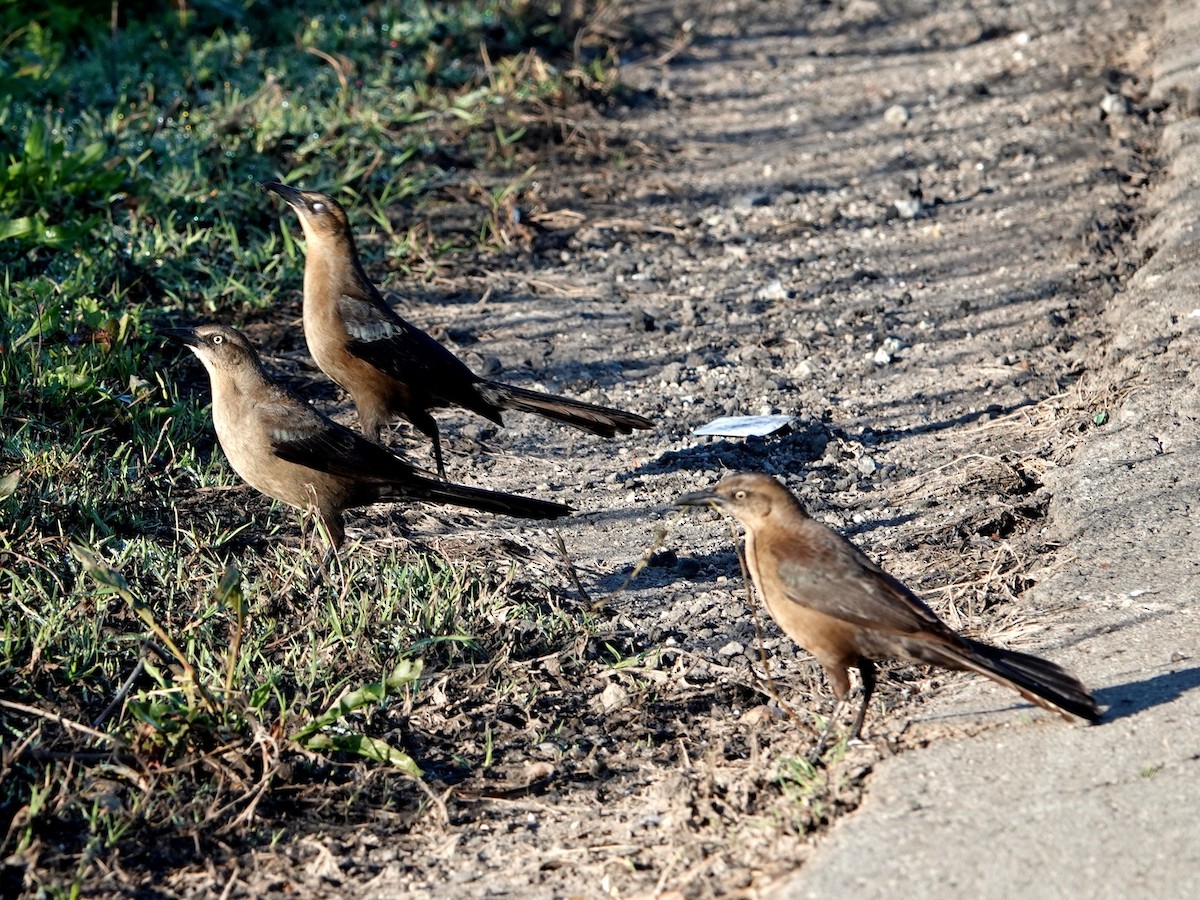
733 490 747 500
311 201 325 213
212 334 224 345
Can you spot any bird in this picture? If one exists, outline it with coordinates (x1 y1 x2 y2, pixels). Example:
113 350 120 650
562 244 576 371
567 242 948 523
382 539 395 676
262 181 654 479
676 472 1100 739
163 324 571 549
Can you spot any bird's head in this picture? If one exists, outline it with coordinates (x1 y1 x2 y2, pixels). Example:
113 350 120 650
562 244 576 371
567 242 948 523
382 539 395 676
262 182 352 247
160 324 261 379
675 472 805 525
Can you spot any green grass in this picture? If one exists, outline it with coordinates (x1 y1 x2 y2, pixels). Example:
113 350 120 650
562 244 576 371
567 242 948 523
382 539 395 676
3 527 584 892
0 0 613 892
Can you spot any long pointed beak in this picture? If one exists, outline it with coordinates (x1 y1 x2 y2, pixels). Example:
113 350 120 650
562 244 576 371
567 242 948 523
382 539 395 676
261 181 305 207
158 326 201 348
675 488 723 508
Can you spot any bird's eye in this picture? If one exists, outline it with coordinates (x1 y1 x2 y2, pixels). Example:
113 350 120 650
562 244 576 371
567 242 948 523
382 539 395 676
311 201 325 214
733 490 747 500
211 334 224 345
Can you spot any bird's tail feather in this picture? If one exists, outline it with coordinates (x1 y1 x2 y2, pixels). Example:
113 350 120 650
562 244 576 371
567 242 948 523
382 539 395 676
380 477 572 520
480 381 653 437
927 638 1100 722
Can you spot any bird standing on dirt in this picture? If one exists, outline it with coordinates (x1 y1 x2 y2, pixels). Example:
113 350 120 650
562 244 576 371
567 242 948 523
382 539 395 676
262 181 654 479
163 324 571 548
676 472 1100 738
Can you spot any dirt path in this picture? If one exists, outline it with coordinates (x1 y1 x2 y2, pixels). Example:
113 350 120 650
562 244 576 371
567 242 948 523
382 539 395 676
248 0 1177 896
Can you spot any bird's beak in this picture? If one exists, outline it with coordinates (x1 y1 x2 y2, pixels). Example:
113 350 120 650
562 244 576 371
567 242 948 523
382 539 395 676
159 326 201 348
675 488 724 508
261 181 305 208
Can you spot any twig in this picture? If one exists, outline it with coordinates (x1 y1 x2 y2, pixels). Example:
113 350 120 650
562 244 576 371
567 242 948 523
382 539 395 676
217 863 240 900
306 47 349 93
218 721 279 834
1 699 128 749
553 511 677 613
585 217 685 237
413 778 452 828
552 531 593 606
93 657 146 728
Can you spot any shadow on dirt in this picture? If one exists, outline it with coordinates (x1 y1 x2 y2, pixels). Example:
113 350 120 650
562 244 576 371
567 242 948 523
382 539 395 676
1094 665 1200 722
634 426 832 476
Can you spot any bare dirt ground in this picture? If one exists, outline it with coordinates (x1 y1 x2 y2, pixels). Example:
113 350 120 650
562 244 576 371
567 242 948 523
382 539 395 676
214 0 1161 896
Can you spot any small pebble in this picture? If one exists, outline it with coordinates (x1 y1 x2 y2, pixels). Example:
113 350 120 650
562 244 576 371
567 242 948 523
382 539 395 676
1099 92 1129 117
893 197 922 219
599 682 628 710
756 279 789 301
649 549 678 568
884 104 910 126
630 309 656 332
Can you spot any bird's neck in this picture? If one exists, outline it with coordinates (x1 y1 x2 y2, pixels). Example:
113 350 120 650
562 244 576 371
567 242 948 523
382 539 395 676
742 525 764 597
303 235 373 300
207 368 252 442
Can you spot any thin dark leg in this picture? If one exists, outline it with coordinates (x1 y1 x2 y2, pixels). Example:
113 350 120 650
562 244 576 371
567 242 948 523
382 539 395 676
807 709 838 764
302 539 338 595
433 434 445 479
411 411 447 480
849 659 876 740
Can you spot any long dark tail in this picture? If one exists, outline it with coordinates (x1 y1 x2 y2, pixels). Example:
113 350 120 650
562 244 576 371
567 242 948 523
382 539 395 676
479 381 653 437
928 638 1101 722
381 477 572 520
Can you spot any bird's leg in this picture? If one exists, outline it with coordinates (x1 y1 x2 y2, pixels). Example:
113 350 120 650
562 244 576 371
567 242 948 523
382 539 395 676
411 410 447 480
299 509 342 593
806 708 840 764
301 543 337 595
808 660 876 763
849 659 876 740
430 430 446 481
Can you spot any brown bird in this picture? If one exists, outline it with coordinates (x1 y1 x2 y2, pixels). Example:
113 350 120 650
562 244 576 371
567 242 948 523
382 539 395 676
262 181 654 479
164 324 571 548
676 472 1099 738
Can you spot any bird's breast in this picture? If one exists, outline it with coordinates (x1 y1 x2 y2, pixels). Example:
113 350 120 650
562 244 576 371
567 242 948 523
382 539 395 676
214 400 346 512
745 529 868 667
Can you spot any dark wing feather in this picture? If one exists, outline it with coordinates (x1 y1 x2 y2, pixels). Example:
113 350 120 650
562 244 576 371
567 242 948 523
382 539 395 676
256 394 431 482
337 295 477 382
771 522 951 637
335 293 500 420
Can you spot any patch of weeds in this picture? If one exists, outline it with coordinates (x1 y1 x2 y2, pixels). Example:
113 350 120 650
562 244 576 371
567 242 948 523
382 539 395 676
1 530 579 892
773 732 851 830
0 112 126 249
0 273 164 432
1 0 620 315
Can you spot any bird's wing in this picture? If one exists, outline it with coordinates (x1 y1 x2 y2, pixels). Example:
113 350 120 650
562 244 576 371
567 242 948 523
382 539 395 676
336 292 502 421
337 293 478 385
257 394 429 482
770 523 949 637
